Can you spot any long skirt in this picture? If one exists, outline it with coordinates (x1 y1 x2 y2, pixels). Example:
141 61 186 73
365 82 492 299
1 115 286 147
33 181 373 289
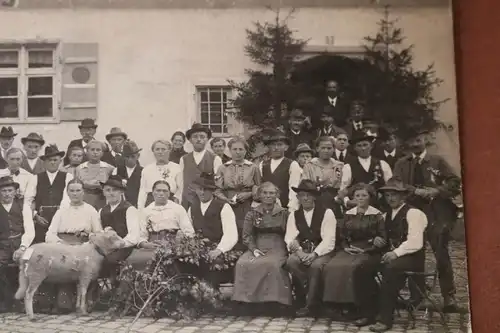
232 233 292 305
322 251 381 306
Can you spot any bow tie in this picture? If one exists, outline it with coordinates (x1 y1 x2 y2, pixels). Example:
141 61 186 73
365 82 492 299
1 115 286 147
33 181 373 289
11 170 19 176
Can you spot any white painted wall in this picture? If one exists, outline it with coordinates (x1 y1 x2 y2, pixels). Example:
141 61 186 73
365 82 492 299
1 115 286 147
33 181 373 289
0 7 460 171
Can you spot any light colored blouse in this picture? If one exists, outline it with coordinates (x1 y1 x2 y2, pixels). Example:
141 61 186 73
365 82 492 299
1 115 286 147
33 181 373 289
139 200 195 242
214 160 260 200
138 162 182 210
301 157 343 189
75 161 115 189
45 202 102 243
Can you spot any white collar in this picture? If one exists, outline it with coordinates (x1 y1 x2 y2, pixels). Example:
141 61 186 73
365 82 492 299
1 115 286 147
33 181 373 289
412 150 427 161
271 157 284 164
200 198 213 207
385 150 396 157
109 200 121 211
290 129 301 135
357 156 371 163
346 205 381 215
335 149 345 155
226 159 252 166
391 203 406 216
193 149 206 156
46 170 59 176
80 161 110 168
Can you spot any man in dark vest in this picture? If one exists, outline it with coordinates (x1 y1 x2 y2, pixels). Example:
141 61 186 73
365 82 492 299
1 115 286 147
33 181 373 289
0 175 35 312
179 123 222 210
0 126 16 168
113 140 143 207
102 127 127 167
369 178 428 332
337 131 393 210
21 132 46 175
284 179 337 317
260 129 302 211
64 118 97 166
187 172 238 287
373 127 405 170
32 145 73 244
393 128 461 310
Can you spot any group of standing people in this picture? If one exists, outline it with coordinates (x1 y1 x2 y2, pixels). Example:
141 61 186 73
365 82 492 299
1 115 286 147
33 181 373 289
0 79 461 332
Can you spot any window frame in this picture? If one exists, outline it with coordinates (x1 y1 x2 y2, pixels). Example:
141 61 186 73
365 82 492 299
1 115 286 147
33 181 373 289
0 41 61 124
195 85 234 138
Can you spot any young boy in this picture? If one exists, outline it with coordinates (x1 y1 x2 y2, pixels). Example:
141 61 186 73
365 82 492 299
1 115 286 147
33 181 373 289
332 130 352 163
317 107 342 139
374 127 405 170
113 140 143 207
21 132 45 174
210 137 231 164
179 123 222 210
294 143 314 169
61 146 85 177
0 126 17 168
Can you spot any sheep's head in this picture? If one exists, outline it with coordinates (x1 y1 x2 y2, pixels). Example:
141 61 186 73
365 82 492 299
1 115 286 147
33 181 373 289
89 228 126 256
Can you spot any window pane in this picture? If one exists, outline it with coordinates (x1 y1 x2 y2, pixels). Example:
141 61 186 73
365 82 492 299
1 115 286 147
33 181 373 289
28 50 53 68
209 91 222 102
0 98 18 118
28 97 53 118
211 111 222 123
222 124 228 133
209 103 222 112
222 91 229 102
201 112 209 123
199 90 208 102
0 77 18 96
210 124 222 133
28 77 53 96
0 51 18 68
200 103 209 112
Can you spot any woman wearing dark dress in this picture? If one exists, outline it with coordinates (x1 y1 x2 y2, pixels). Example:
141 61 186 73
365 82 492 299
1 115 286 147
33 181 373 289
169 131 187 164
322 183 387 326
232 182 293 308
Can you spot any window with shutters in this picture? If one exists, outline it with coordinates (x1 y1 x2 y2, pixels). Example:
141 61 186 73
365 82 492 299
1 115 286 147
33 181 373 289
196 86 232 135
0 44 59 123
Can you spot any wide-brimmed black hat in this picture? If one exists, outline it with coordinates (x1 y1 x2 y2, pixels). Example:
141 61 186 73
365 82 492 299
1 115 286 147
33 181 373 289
349 130 377 145
294 143 314 157
289 109 306 120
100 175 126 190
122 140 142 156
186 123 212 140
292 179 321 195
263 129 291 145
21 132 45 146
105 127 128 141
0 126 17 138
0 176 19 189
378 126 398 141
192 172 217 190
378 178 410 193
40 144 65 160
78 118 98 129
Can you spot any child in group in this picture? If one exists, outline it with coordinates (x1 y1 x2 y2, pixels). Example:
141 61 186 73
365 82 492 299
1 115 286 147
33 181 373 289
61 146 85 177
333 130 352 163
210 137 231 164
294 143 314 169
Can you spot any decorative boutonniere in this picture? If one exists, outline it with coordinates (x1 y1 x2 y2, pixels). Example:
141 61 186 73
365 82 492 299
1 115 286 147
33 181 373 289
427 167 441 184
122 179 128 187
146 218 154 233
158 166 170 180
370 164 383 185
255 216 263 226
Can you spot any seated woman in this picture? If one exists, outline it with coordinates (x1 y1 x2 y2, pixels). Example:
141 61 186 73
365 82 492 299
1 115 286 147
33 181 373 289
125 180 194 271
44 178 103 313
232 182 293 310
322 183 386 326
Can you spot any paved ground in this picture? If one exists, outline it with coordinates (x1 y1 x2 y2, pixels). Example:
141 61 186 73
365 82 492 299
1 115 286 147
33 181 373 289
0 242 470 333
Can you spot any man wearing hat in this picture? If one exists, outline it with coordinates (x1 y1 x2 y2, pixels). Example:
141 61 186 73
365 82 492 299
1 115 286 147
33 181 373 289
316 106 343 140
102 127 127 167
179 123 223 210
21 132 45 175
187 172 238 287
0 175 35 312
0 126 17 168
4 148 36 208
31 145 73 243
259 129 302 211
369 178 428 332
393 128 461 310
284 179 338 317
64 118 97 165
373 127 405 170
294 143 314 169
285 105 315 159
338 131 393 209
113 140 143 207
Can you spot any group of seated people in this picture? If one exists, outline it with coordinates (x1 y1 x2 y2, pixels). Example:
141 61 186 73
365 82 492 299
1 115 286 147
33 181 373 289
0 110 460 332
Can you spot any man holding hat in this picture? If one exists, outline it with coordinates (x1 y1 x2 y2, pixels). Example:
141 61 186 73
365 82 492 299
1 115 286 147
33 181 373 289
187 172 238 287
102 127 127 167
0 175 35 312
369 178 428 332
338 131 393 209
0 126 17 167
113 140 143 207
284 179 337 317
285 106 315 159
64 118 98 166
179 123 223 210
393 128 461 310
21 132 45 175
259 129 302 211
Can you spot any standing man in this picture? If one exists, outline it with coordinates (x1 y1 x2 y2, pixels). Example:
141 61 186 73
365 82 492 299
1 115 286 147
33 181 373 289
393 128 461 310
5 148 36 208
64 118 97 166
32 145 73 244
332 130 353 163
21 132 45 175
285 179 337 317
114 140 143 207
315 80 348 128
179 123 223 210
102 127 127 167
285 107 314 159
373 127 405 170
0 126 17 168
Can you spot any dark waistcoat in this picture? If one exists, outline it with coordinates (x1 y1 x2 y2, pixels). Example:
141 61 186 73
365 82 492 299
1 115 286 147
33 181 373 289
35 171 67 211
294 206 326 247
0 199 25 241
385 204 424 256
116 164 143 207
262 158 293 208
100 199 132 238
190 198 224 243
350 157 385 189
182 152 216 202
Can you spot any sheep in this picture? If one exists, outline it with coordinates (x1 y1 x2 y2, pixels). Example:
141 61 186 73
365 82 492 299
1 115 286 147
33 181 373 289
14 227 126 320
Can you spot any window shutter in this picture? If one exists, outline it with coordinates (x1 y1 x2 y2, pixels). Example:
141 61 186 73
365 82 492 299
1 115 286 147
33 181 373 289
60 43 98 121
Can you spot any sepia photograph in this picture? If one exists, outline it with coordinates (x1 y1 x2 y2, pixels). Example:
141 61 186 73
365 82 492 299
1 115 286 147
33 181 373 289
0 0 469 332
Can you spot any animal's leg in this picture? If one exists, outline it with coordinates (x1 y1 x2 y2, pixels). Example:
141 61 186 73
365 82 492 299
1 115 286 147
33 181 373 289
77 279 91 316
25 280 43 321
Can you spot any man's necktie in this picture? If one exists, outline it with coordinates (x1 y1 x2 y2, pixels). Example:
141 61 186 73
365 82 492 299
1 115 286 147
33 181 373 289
338 152 345 162
413 158 425 187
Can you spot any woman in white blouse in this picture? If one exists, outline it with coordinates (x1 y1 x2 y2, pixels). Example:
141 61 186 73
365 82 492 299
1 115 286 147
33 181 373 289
137 140 182 211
